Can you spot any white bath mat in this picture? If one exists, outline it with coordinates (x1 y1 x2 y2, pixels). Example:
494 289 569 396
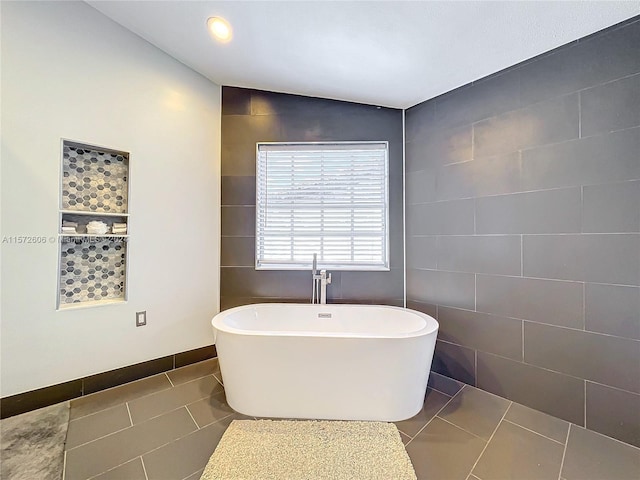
200 419 417 480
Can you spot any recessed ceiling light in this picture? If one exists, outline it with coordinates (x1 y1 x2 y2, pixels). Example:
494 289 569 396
207 17 232 43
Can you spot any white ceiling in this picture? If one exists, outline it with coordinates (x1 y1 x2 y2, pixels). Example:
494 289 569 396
87 1 639 109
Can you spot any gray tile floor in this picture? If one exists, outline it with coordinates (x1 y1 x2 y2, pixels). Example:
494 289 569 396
63 359 640 480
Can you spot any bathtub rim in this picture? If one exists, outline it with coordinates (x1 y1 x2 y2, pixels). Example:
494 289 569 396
212 303 439 339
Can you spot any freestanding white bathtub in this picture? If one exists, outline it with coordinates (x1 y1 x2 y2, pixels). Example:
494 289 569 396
211 303 438 421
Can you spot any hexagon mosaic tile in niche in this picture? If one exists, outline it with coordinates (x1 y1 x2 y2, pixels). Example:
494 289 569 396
59 238 127 304
62 145 128 213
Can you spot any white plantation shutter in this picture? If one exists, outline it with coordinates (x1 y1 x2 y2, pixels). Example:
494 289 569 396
256 142 389 270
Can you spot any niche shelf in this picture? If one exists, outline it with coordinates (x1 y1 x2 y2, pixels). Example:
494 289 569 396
57 140 130 309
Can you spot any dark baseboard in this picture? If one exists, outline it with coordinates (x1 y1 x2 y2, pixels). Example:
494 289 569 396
0 344 217 419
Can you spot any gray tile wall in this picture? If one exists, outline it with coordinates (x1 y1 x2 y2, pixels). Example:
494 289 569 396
405 18 640 448
221 87 404 309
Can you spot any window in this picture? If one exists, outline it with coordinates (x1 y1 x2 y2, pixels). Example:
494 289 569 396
256 142 389 271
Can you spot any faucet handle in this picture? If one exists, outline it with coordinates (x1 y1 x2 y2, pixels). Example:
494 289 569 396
326 272 332 284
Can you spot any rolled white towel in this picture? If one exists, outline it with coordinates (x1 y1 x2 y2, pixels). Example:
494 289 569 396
61 227 77 233
62 221 78 228
112 222 127 229
86 221 108 235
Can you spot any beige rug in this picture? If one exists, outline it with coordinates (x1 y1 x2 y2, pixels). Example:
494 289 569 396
201 419 416 480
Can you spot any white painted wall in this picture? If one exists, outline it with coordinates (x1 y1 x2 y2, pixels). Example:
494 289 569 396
0 1 221 397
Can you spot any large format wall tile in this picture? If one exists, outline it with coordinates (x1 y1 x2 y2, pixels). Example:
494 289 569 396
405 100 435 143
518 92 580 149
221 176 256 206
405 236 437 270
585 283 640 340
524 322 640 393
406 269 475 310
220 87 403 305
437 306 522 360
436 152 521 200
406 124 472 170
435 68 521 129
436 235 521 276
519 19 640 105
586 382 640 448
405 168 437 204
432 340 476 386
220 236 255 267
221 207 255 236
476 275 584 329
406 18 640 448
521 127 640 191
582 180 640 233
220 267 342 300
475 187 581 234
221 142 256 176
473 109 523 159
477 352 584 425
581 73 640 137
406 200 474 235
523 234 640 285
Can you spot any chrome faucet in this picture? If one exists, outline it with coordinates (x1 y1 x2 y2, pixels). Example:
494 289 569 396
311 254 331 304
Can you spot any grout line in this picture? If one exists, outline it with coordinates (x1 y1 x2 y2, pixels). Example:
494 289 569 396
502 418 565 445
582 282 586 330
571 423 640 451
66 424 135 452
584 381 587 429
180 470 203 480
521 315 640 340
466 401 512 478
478 350 640 395
185 405 200 429
406 174 640 206
126 402 133 426
408 231 639 237
436 416 486 440
520 234 524 276
67 404 201 452
404 384 466 447
471 124 475 160
409 268 640 289
194 411 235 430
86 458 142 480
71 375 174 421
521 320 525 362
558 424 571 480
578 91 582 139
165 372 175 387
213 373 224 387
474 350 478 386
473 198 477 234
563 421 571 445
580 184 584 234
69 402 123 424
474 274 477 310
436 313 640 343
428 386 456 399
141 456 149 480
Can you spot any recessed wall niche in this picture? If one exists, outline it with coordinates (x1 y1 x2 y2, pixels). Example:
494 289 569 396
57 140 130 308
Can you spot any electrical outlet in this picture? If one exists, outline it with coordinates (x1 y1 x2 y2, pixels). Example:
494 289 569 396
136 311 147 327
